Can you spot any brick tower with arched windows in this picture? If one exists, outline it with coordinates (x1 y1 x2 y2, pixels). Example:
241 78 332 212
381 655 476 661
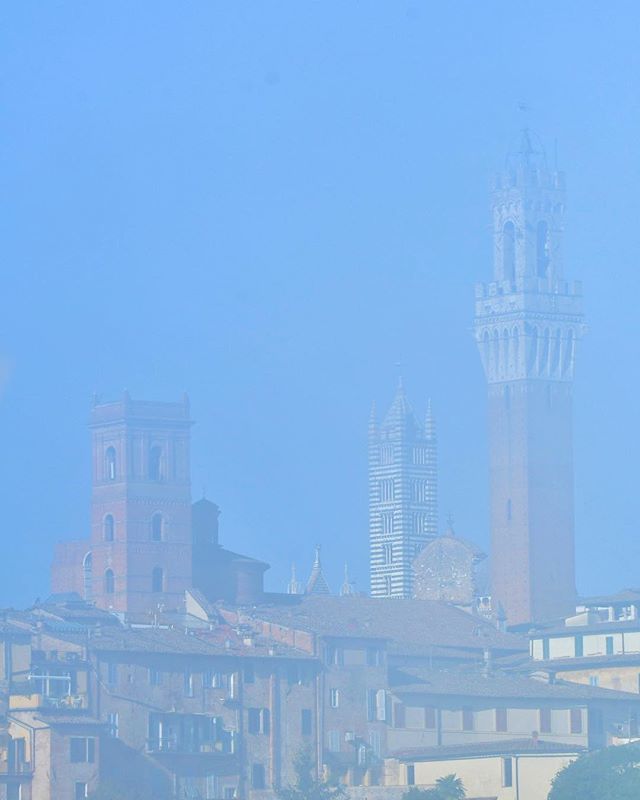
88 392 193 613
474 131 586 625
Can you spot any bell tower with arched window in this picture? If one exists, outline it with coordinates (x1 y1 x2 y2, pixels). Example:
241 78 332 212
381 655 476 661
89 392 193 613
474 131 586 625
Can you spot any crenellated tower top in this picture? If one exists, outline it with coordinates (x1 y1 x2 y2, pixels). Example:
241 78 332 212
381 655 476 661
475 130 585 385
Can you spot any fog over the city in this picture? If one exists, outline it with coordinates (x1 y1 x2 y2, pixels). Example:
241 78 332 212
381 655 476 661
2 3 639 605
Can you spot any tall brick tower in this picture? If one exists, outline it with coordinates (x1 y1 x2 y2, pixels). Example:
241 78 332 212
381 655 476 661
474 131 585 626
89 393 193 613
369 382 438 598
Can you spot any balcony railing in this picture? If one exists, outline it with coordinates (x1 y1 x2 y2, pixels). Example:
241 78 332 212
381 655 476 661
9 692 88 711
0 758 33 776
147 737 236 755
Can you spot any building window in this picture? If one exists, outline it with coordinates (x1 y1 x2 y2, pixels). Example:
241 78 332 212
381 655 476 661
570 708 583 734
329 689 340 708
149 445 162 481
380 445 393 464
205 775 219 800
105 447 117 481
369 730 381 757
606 636 614 656
462 708 474 731
151 513 163 541
502 221 516 281
575 635 584 658
327 730 340 752
424 706 436 729
394 703 406 728
380 479 394 502
384 576 392 596
107 662 118 686
495 707 508 732
107 711 119 738
149 668 162 686
383 543 393 564
184 670 194 697
151 567 164 593
536 220 550 278
70 737 95 763
104 514 115 542
367 689 387 722
301 709 312 736
406 765 415 786
589 675 599 687
104 569 115 595
325 646 343 667
503 757 513 788
243 662 255 683
251 764 266 790
7 785 21 800
542 638 550 660
540 708 552 734
382 512 394 534
83 552 93 601
412 480 428 503
367 648 382 667
75 784 88 800
248 708 270 735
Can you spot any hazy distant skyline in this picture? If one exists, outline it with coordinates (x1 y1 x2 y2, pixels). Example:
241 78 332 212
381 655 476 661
2 2 640 605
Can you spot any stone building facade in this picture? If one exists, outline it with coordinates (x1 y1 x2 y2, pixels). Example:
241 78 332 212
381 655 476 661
474 131 586 626
2 594 640 799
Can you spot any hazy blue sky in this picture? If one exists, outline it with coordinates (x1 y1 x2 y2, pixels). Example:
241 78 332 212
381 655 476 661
2 2 639 605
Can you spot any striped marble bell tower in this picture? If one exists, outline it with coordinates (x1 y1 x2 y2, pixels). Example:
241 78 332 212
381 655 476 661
369 381 438 598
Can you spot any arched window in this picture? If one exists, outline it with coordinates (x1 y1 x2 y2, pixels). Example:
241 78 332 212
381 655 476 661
105 447 117 481
152 567 164 593
149 446 162 481
104 514 115 542
536 220 549 277
83 552 93 601
105 569 115 594
502 221 516 282
151 513 163 542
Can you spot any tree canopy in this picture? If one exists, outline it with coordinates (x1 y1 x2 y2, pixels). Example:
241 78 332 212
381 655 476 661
277 747 347 800
402 774 466 800
548 744 640 800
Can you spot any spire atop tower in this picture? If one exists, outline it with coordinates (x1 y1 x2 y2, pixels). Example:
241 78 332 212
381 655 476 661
287 563 303 595
306 545 330 595
381 378 417 433
340 563 356 597
369 400 378 435
425 398 436 439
